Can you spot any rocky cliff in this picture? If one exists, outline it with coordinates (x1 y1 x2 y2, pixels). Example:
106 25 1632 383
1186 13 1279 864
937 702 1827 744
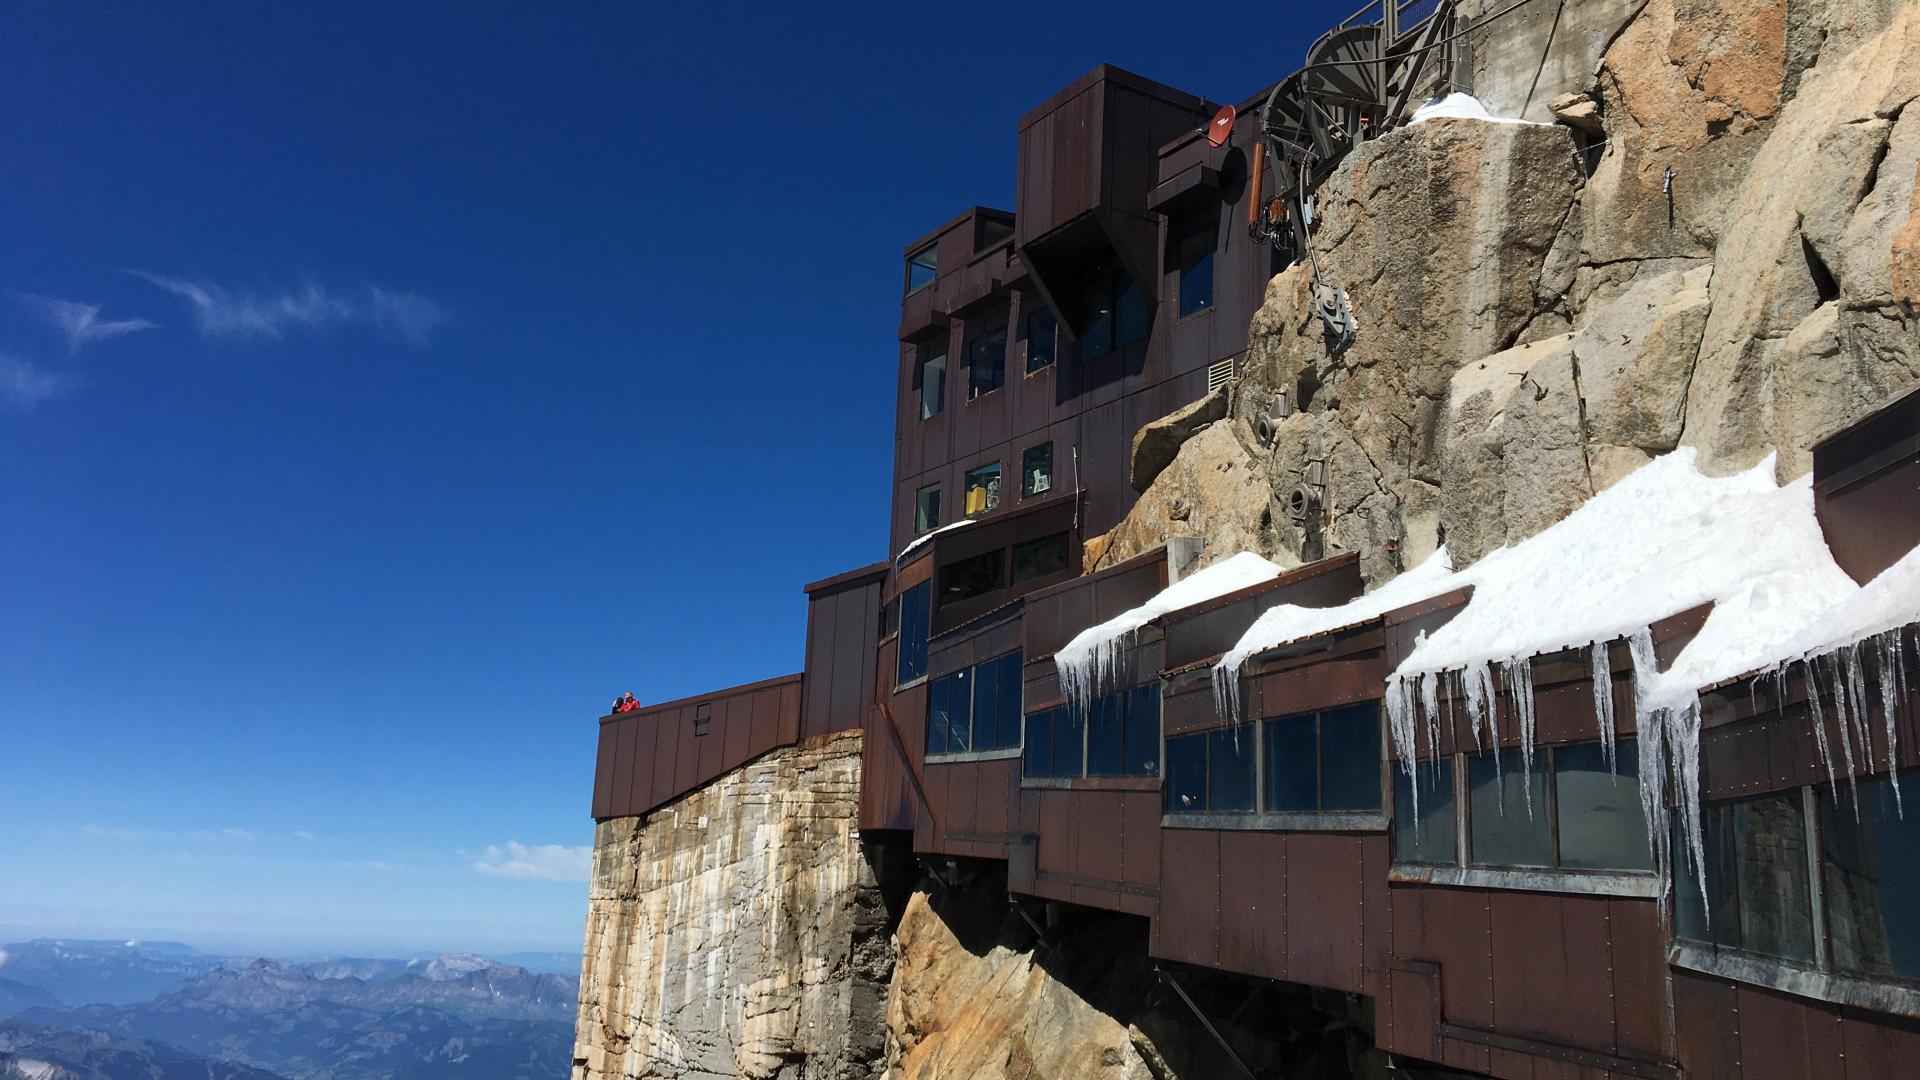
572 731 895 1080
1104 0 1920 580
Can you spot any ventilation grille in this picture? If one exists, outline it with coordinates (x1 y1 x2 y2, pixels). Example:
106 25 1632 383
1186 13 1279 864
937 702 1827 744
1206 358 1236 393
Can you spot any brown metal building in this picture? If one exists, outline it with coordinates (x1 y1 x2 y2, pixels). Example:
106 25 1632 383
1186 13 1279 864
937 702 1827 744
589 36 1920 1080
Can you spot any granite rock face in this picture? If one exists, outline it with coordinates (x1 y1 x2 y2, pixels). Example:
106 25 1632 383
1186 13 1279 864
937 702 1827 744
572 731 890 1080
1100 0 1920 577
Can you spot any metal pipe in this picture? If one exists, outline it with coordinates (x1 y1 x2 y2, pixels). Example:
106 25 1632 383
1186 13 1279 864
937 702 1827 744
1154 967 1260 1080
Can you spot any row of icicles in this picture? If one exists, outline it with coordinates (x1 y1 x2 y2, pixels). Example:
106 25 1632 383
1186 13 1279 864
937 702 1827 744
1201 623 1916 926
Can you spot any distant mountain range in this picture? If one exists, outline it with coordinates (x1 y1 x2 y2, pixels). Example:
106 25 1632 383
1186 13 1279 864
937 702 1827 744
0 940 577 1080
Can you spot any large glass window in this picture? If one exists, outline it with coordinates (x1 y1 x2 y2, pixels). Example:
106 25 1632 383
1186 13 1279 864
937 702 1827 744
1824 776 1920 982
1021 442 1054 498
1174 217 1216 316
918 346 946 420
1025 305 1057 373
1556 743 1654 871
1163 727 1258 813
914 484 941 533
1394 759 1456 865
1469 750 1553 868
1028 687 1154 779
895 582 930 686
1076 260 1149 359
1262 704 1383 814
964 462 1001 515
927 650 1023 757
1011 532 1070 584
907 244 938 294
936 548 1003 606
967 316 1007 399
1024 703 1085 779
1677 791 1816 964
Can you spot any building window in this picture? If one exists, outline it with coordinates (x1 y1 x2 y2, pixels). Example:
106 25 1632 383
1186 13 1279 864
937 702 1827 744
927 668 972 754
895 582 930 686
1025 305 1057 373
918 346 946 420
1087 684 1161 778
964 462 1001 515
1462 741 1652 872
1165 727 1257 813
1468 750 1553 868
937 548 1003 606
1822 776 1920 981
1011 532 1070 584
693 703 712 737
1021 442 1053 498
1024 703 1085 779
1077 260 1147 359
914 484 941 533
1677 789 1817 964
967 313 1007 399
1264 703 1382 813
1173 216 1217 317
1394 759 1456 865
907 244 938 294
977 216 1013 249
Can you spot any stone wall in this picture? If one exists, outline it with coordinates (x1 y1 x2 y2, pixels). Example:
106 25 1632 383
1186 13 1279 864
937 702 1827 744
572 731 892 1080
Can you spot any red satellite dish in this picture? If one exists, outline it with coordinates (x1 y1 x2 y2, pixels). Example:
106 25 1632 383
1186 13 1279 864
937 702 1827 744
1206 103 1237 148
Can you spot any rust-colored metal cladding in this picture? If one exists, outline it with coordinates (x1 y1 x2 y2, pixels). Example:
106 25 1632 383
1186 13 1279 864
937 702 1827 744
802 562 888 740
1813 383 1920 585
592 673 802 820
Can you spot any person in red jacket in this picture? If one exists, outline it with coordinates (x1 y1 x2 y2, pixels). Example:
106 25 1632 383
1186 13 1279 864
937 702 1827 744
617 692 640 713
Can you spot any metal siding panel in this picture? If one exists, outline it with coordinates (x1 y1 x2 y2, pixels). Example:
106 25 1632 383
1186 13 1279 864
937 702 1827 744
1076 790 1125 884
804 593 839 739
1216 830 1275 978
1672 972 1741 1080
1553 895 1620 1053
721 692 752 771
777 680 802 744
1156 827 1219 967
1359 833 1392 988
1606 899 1668 1059
672 706 700 798
1038 789 1074 876
1735 984 1817 1080
976 758 1011 841
1284 833 1365 992
592 722 616 819
1120 790 1161 887
650 710 679 810
748 688 776 758
1489 892 1580 1048
949 761 979 840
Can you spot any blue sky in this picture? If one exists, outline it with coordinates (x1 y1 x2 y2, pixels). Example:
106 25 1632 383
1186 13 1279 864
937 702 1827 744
0 3 1311 957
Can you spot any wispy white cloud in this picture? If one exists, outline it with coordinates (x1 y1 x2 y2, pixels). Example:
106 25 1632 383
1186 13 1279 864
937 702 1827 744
0 353 78 411
471 842 591 883
126 272 447 346
294 830 317 842
12 292 158 353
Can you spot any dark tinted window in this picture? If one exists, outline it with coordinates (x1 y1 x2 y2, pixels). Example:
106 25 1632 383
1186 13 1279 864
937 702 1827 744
1209 727 1256 812
1025 305 1057 372
1555 741 1652 871
1053 702 1085 776
895 582 930 685
914 484 940 533
1394 759 1455 865
1320 704 1382 811
1825 776 1920 981
1116 272 1149 349
967 316 1007 399
1175 217 1217 316
1080 265 1115 358
963 650 1023 752
1011 532 1070 584
1124 684 1161 778
1165 732 1206 813
1469 750 1552 868
1087 692 1126 776
937 549 1003 606
927 669 970 755
1024 708 1055 777
1264 713 1317 812
1021 443 1054 498
1677 792 1815 963
918 347 946 420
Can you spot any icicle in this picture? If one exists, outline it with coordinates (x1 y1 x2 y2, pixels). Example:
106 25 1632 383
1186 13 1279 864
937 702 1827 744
1211 656 1242 726
1419 669 1441 770
1879 629 1907 816
1591 640 1616 771
1806 654 1839 799
1628 627 1703 922
1514 655 1537 816
1463 659 1497 756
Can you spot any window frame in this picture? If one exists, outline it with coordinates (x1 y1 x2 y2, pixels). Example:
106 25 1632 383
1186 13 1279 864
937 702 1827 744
906 244 938 295
1668 774 1920 1018
1387 737 1662 898
1172 214 1217 319
926 649 1025 763
963 461 1002 517
914 483 941 534
1162 702 1389 832
1022 682 1159 784
966 311 1008 401
1024 304 1058 374
893 581 932 690
1021 442 1054 499
917 345 947 421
